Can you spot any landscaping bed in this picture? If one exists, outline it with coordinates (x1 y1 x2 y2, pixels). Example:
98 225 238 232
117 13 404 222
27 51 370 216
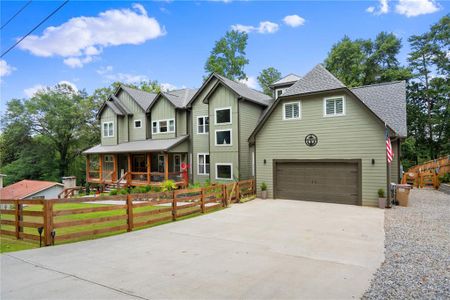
363 189 450 299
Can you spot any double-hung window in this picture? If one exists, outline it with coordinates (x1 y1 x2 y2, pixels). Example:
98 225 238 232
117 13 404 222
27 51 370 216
102 122 114 137
134 120 142 128
197 116 209 134
283 102 301 120
152 119 175 134
197 153 210 175
324 96 345 117
215 107 231 125
216 163 233 180
215 129 232 146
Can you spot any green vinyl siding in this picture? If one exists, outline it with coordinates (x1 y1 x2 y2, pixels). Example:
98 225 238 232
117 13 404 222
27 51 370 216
151 96 176 140
239 101 263 180
117 90 147 142
176 110 187 136
255 92 387 207
391 139 400 183
118 116 128 143
191 78 217 184
209 85 239 182
100 107 117 146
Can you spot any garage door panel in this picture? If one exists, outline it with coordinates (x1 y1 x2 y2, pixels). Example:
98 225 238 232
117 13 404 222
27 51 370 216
275 161 360 205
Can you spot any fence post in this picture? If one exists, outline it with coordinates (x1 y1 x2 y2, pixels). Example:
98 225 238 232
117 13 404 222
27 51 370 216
126 194 133 232
222 185 227 207
200 188 205 213
14 202 23 239
236 182 241 203
172 191 177 221
43 200 53 246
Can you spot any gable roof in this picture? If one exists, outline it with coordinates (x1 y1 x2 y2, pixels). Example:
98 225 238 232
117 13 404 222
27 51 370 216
0 180 63 200
351 81 407 137
187 73 272 107
283 64 345 96
148 88 199 111
271 73 301 88
120 85 158 111
249 64 407 142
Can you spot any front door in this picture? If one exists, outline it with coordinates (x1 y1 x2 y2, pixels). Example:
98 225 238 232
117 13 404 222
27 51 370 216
173 154 181 172
158 155 165 173
133 154 146 172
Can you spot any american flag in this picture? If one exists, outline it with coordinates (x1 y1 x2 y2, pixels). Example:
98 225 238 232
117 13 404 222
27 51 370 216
386 131 394 164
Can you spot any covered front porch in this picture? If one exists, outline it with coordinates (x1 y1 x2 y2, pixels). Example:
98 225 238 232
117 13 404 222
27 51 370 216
83 136 190 188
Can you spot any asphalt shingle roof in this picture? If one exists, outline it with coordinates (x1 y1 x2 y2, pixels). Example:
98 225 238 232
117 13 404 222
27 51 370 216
121 85 158 111
351 81 407 137
215 74 272 106
162 88 199 108
0 180 63 200
271 74 301 87
283 64 345 96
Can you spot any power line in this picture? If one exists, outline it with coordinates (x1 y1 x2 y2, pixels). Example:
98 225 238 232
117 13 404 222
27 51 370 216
1 0 69 58
1 0 33 30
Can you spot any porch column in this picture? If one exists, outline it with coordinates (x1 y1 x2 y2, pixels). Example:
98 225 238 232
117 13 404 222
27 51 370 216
147 153 151 184
127 154 132 186
164 152 169 181
99 154 103 182
113 154 117 182
86 155 90 181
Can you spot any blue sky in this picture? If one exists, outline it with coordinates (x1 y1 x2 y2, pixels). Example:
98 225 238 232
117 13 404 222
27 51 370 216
0 0 447 112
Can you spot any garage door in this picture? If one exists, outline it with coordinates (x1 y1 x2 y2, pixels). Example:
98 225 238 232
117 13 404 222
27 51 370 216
274 161 361 205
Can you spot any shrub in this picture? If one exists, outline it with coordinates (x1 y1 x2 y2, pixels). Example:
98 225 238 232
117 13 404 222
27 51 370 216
204 179 211 187
109 189 118 196
118 188 128 195
85 183 90 195
439 173 450 183
161 180 177 192
260 182 267 191
377 188 385 198
189 183 201 189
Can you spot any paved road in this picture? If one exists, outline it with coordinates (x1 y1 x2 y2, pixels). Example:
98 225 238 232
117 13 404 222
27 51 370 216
1 199 384 299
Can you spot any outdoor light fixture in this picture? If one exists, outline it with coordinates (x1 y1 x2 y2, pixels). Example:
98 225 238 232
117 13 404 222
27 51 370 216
372 159 375 165
51 230 56 246
264 159 266 165
37 227 43 247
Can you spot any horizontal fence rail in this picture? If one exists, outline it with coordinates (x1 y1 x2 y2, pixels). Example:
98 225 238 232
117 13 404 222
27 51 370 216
0 180 256 246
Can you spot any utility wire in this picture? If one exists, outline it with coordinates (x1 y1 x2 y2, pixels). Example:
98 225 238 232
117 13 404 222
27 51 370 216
1 0 69 58
1 0 33 30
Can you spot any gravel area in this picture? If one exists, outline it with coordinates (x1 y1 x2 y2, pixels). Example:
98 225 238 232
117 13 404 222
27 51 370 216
363 189 450 299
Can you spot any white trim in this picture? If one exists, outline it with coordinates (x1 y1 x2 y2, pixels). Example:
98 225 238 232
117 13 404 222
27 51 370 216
214 107 232 125
251 151 255 177
275 88 284 99
196 115 209 134
197 153 210 176
102 121 114 137
152 118 175 134
282 101 301 120
323 96 346 117
215 163 233 180
215 129 232 146
134 119 142 128
173 154 181 172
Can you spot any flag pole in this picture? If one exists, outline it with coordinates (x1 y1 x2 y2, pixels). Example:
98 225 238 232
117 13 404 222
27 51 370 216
386 126 392 208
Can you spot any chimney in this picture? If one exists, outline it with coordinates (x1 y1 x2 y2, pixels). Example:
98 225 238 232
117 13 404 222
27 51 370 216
62 176 77 189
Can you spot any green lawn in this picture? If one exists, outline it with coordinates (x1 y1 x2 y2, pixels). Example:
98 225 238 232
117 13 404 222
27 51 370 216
1 200 221 253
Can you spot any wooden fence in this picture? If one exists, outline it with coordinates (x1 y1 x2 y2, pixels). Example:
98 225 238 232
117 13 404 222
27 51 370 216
402 155 450 188
0 180 256 246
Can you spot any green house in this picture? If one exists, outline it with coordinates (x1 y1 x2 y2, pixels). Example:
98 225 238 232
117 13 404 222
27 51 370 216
84 64 406 206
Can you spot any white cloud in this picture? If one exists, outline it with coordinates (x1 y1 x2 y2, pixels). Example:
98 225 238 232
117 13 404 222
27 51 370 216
96 65 148 84
366 0 389 15
283 15 305 27
24 84 46 97
58 80 78 92
19 4 166 68
0 59 16 78
395 0 440 17
160 83 178 91
231 21 279 34
239 76 258 90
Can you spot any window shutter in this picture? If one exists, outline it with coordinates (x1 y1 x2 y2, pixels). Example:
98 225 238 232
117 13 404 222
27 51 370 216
336 99 343 114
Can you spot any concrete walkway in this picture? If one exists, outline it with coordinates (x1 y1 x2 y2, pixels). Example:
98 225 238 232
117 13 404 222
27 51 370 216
1 199 384 299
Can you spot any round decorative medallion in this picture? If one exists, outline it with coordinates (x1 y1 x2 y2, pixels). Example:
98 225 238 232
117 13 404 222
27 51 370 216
305 134 318 147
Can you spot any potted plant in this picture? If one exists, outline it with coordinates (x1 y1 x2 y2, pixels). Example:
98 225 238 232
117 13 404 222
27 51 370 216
377 188 386 209
260 182 268 199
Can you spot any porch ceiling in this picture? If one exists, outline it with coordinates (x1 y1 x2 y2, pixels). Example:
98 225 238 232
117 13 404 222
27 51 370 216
83 135 189 154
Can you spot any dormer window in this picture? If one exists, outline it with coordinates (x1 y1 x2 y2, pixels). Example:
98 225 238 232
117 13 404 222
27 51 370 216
276 89 283 98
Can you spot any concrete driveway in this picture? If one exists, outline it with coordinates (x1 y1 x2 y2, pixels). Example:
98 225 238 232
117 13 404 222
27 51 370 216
1 199 384 299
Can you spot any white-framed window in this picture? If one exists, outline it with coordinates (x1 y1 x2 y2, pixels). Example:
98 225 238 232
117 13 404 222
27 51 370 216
197 153 210 175
152 119 175 134
197 116 209 134
134 120 142 128
276 89 284 99
216 163 233 180
324 96 345 117
215 107 232 125
102 122 114 137
283 101 301 120
252 151 255 177
215 129 232 146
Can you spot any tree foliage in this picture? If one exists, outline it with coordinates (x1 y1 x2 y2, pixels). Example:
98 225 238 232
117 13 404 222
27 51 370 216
257 67 282 96
324 32 412 87
204 30 249 81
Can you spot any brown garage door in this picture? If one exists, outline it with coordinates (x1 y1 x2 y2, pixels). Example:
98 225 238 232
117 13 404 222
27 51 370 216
274 161 361 205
